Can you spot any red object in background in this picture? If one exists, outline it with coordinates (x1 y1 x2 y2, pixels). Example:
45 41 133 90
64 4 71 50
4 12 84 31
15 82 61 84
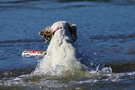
22 50 46 57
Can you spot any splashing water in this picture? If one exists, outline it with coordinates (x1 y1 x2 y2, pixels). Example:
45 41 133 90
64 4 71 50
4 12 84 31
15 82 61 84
1 33 132 89
32 33 112 76
33 56 87 76
0 33 113 88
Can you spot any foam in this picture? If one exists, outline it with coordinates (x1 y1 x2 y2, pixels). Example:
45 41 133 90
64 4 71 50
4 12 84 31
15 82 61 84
32 33 107 76
33 55 88 76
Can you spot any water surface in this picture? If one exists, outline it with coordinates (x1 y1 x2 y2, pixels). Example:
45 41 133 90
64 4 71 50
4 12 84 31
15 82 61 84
0 0 135 89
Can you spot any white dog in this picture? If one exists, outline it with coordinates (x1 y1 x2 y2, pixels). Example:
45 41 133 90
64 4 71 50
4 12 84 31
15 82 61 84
38 21 87 73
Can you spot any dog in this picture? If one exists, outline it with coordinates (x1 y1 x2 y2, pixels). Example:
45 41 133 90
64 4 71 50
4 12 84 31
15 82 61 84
38 21 87 72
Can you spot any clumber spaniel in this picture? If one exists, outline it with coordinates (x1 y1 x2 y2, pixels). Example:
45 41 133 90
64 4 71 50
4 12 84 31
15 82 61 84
38 21 87 73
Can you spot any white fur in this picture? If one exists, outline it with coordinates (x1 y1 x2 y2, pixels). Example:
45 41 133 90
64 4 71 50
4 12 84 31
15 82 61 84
35 21 87 74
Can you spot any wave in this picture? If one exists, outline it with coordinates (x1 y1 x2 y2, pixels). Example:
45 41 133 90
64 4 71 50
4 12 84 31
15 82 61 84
0 70 135 89
0 0 41 4
0 33 134 44
106 62 135 73
0 39 44 44
90 33 135 40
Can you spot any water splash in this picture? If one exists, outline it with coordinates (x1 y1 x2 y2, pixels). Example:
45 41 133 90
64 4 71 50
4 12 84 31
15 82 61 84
0 33 114 88
32 55 89 76
32 33 112 76
1 71 135 88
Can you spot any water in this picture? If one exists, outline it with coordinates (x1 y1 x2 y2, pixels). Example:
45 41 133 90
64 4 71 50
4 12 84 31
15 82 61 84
0 0 135 89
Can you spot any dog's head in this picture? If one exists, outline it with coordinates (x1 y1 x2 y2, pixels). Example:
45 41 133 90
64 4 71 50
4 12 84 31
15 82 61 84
39 21 77 44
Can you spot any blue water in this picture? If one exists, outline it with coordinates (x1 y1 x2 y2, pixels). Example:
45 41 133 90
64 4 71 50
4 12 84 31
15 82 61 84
0 0 135 89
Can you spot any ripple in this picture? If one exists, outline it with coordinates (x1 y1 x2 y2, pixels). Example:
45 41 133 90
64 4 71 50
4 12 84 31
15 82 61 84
105 62 135 73
0 0 40 4
90 33 135 40
0 71 135 89
0 39 44 44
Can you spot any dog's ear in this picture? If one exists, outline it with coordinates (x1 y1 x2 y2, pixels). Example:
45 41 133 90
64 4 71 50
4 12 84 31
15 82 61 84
39 26 52 44
69 24 77 42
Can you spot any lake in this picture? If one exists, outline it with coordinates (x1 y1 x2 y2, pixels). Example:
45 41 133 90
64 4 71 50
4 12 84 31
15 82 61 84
0 0 135 89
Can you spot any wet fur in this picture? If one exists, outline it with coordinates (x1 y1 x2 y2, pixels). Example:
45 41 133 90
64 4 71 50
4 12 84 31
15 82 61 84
38 21 87 71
